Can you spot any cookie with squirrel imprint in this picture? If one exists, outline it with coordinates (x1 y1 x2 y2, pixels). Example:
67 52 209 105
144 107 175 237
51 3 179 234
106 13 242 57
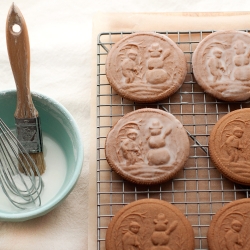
105 199 195 250
209 108 250 185
207 198 250 250
106 32 187 103
105 108 190 185
192 30 250 101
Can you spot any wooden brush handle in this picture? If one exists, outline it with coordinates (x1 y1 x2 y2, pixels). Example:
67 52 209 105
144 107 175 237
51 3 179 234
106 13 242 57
6 3 38 119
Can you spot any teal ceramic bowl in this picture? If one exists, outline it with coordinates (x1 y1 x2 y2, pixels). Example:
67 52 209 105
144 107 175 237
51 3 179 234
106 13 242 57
0 90 83 221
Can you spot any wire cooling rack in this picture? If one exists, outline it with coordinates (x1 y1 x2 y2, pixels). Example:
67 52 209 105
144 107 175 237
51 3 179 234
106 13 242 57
96 30 250 250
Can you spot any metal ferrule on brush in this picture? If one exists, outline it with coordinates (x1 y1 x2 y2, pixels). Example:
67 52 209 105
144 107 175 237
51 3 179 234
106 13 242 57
15 117 43 153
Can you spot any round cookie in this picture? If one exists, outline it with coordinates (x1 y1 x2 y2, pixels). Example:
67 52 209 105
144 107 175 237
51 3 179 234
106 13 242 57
106 32 187 103
192 30 250 101
207 198 250 250
209 108 250 185
105 108 190 185
106 199 195 250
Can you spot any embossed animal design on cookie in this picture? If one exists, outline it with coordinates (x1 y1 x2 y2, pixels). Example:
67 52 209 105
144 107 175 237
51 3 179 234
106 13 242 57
147 119 172 166
146 43 171 84
151 213 178 250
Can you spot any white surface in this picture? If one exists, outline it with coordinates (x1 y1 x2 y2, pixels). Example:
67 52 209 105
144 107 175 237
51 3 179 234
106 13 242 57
0 0 249 250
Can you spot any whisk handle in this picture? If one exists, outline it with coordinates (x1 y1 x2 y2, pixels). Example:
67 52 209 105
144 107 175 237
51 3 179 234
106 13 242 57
6 3 38 119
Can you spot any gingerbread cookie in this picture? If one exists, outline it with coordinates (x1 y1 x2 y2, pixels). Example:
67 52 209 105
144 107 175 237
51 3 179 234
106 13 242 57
207 198 250 250
105 108 190 185
192 30 250 101
209 108 250 185
106 32 187 103
106 199 194 250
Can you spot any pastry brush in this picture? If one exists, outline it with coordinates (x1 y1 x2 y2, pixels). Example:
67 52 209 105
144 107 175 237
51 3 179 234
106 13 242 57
6 3 46 175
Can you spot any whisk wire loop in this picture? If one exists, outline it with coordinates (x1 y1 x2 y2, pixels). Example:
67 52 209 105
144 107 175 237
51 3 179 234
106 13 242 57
0 118 43 209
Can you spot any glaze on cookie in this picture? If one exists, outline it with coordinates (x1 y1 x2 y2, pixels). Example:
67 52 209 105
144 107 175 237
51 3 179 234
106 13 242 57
105 108 190 185
192 30 250 101
106 32 187 103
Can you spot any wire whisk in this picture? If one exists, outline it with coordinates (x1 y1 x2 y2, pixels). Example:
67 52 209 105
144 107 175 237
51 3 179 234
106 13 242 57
0 118 44 210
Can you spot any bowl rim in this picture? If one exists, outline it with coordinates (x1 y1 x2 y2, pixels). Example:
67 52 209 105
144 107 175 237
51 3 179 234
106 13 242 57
0 89 84 221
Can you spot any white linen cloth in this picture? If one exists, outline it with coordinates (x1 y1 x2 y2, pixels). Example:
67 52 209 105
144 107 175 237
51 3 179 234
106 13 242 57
0 0 249 249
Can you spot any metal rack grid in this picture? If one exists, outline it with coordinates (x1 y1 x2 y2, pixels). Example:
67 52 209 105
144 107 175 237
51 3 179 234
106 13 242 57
96 30 250 250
